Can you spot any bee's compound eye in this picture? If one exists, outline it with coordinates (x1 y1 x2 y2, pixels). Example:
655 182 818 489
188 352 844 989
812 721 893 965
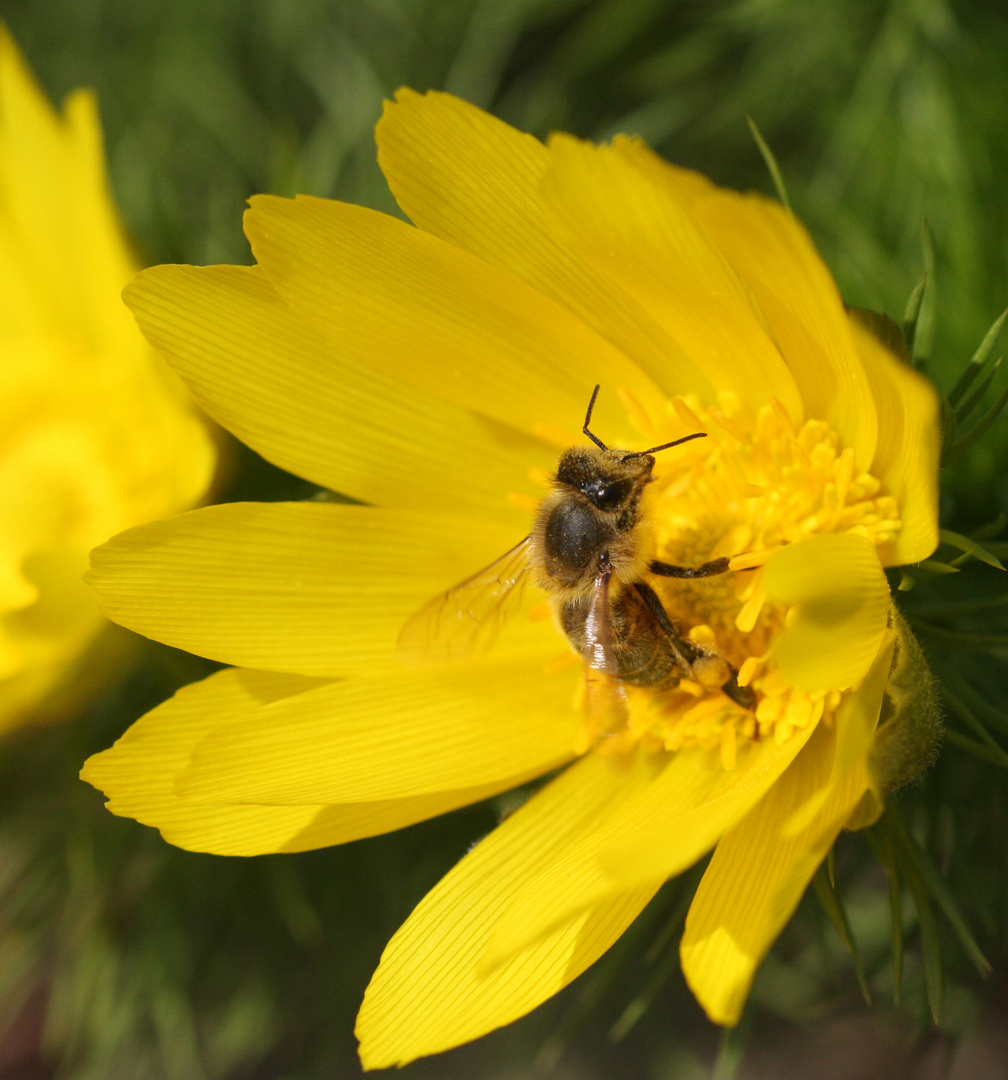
543 501 606 583
589 478 634 511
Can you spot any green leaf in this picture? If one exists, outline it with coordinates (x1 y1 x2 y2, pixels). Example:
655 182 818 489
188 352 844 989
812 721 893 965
955 356 1002 423
812 865 871 1004
947 308 1008 407
746 115 791 211
914 220 937 365
943 382 1008 464
915 559 960 576
940 681 1008 753
943 728 1008 768
883 809 942 1022
865 826 903 1005
938 528 1006 570
887 807 991 979
940 395 957 461
971 513 1007 542
902 275 927 358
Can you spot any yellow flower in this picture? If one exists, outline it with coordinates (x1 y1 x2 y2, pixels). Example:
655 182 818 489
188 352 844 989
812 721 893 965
0 28 215 730
81 90 941 1065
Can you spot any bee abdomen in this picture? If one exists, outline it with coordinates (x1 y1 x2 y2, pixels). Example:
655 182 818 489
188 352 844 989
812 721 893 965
559 591 688 688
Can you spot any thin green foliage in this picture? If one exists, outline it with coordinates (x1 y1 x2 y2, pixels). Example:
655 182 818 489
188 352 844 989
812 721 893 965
885 808 990 979
746 115 791 211
864 827 903 1005
947 308 1008 406
812 866 871 1005
902 275 926 357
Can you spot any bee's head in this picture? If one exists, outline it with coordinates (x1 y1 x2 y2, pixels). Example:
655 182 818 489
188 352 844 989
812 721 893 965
555 446 654 513
570 385 707 514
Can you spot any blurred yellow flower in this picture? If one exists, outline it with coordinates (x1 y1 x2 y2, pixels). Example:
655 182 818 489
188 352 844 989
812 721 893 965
81 91 940 1065
0 29 215 730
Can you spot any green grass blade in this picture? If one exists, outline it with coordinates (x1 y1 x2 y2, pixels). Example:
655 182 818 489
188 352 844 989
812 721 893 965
902 275 927 357
746 115 791 211
865 826 903 1005
948 308 1008 407
944 382 1008 464
812 865 871 1004
887 807 991 978
938 528 1006 570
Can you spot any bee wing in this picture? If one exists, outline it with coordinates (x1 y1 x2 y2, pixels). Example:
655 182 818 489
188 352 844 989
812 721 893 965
582 570 631 740
397 537 533 663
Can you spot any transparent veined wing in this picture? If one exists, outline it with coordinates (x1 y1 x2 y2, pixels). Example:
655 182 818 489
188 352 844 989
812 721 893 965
581 569 630 743
397 537 533 662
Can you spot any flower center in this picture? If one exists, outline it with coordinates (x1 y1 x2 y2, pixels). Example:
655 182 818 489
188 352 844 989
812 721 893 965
578 391 899 766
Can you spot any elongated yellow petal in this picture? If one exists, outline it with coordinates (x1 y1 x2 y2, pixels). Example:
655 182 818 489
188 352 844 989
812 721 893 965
480 729 812 970
376 88 721 402
680 717 870 1025
761 533 890 692
356 754 660 1068
847 314 940 565
0 27 134 351
539 134 803 419
82 667 534 855
124 264 544 521
87 501 534 677
245 195 666 447
678 178 878 470
174 652 579 804
780 627 894 838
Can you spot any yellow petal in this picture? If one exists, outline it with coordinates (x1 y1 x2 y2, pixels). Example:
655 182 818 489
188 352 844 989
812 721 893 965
124 264 543 521
81 667 529 855
680 720 870 1025
761 533 891 692
0 27 135 350
481 730 813 970
847 314 940 565
684 182 878 469
245 194 666 448
87 501 534 677
356 754 660 1068
174 652 579 804
376 88 718 401
538 134 803 418
781 626 894 838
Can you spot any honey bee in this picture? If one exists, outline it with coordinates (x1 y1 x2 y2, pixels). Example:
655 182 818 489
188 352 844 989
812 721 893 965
398 386 754 725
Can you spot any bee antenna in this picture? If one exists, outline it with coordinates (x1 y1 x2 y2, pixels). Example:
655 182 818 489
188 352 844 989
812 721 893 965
623 431 707 459
582 384 609 451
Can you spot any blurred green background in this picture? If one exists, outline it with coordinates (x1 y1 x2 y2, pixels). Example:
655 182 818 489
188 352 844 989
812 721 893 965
2 1 1007 1077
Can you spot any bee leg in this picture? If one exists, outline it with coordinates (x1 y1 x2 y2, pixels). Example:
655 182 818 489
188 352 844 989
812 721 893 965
633 581 755 711
632 582 692 677
649 557 730 578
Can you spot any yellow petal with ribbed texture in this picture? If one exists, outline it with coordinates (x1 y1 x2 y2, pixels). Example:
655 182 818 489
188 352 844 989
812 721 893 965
245 195 665 448
376 88 720 403
847 314 940 565
685 183 878 470
124 263 546 521
481 727 814 969
680 714 870 1025
81 666 546 855
761 533 890 692
87 502 534 678
0 27 135 352
355 753 661 1069
174 651 578 804
538 133 803 419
